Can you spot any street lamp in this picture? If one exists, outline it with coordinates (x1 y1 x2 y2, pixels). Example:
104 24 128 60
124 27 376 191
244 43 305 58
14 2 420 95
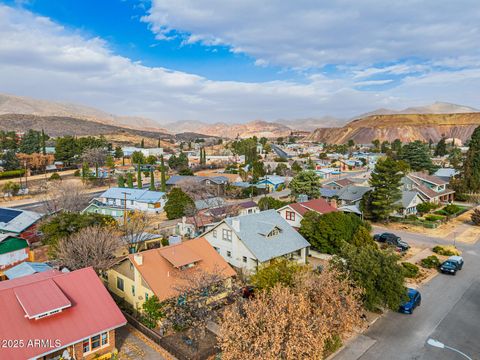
426 338 473 360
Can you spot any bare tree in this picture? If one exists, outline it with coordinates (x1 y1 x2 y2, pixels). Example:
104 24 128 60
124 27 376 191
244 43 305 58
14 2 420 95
81 148 107 167
40 181 89 213
219 267 363 360
55 226 123 273
121 211 155 253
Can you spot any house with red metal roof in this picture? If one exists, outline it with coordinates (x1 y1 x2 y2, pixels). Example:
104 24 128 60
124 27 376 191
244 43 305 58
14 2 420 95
0 267 126 360
277 198 337 228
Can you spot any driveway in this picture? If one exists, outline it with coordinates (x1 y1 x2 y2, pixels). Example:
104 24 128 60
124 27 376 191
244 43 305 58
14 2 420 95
116 325 168 360
334 228 480 360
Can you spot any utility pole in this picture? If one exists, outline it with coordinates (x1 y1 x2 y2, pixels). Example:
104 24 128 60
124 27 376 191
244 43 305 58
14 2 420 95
121 191 131 227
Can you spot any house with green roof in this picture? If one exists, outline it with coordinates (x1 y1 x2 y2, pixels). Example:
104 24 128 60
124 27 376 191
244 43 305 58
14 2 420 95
0 234 29 277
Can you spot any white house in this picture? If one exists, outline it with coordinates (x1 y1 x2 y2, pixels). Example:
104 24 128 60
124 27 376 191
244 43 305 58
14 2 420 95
122 147 163 157
202 210 310 273
89 187 167 215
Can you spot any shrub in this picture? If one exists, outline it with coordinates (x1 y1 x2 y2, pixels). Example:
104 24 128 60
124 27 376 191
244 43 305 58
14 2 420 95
424 214 445 222
323 334 343 358
443 204 462 215
454 193 469 202
406 214 418 220
73 169 81 177
432 245 460 256
161 238 169 247
420 255 440 269
401 262 420 278
2 181 20 196
472 209 480 226
49 172 61 181
0 169 25 179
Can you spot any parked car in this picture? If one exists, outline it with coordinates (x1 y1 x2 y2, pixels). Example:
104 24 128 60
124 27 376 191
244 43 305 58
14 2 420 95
374 232 410 252
399 288 421 314
439 255 464 275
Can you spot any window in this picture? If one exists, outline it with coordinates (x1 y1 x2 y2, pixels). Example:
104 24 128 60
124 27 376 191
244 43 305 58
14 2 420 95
91 335 100 350
285 211 295 221
116 277 124 291
222 229 232 241
227 251 232 257
130 200 134 205
131 285 135 296
83 340 90 353
213 229 217 238
101 332 108 346
267 227 281 237
145 293 149 300
242 256 247 263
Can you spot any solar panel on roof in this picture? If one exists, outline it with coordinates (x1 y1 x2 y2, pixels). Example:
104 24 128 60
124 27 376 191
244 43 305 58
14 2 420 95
0 208 22 223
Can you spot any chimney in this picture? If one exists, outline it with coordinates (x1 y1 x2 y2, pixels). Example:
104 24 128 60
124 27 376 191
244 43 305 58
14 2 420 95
231 218 240 232
134 254 143 266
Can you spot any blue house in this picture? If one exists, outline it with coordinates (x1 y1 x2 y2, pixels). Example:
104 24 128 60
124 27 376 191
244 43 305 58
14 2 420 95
256 175 286 192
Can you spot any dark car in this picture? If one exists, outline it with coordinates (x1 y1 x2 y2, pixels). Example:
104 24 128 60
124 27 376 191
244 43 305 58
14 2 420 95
374 232 410 252
439 256 464 275
399 288 421 314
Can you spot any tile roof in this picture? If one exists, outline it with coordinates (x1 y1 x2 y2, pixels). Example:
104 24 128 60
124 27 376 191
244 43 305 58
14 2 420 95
222 210 310 263
0 267 126 360
127 237 235 301
0 208 43 234
4 262 53 280
288 198 337 216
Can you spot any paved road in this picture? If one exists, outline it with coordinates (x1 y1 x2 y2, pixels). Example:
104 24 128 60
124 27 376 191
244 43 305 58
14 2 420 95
336 229 480 360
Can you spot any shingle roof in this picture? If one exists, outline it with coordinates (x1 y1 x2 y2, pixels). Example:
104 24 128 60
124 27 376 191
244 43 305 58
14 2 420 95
100 187 165 203
0 208 43 234
320 188 338 198
326 178 355 188
166 175 228 185
409 171 448 186
337 185 372 202
195 197 226 210
4 262 53 280
288 199 337 216
397 191 420 209
222 210 310 262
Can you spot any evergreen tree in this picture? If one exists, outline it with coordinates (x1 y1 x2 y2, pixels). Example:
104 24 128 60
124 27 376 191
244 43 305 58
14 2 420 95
400 140 434 172
461 125 480 192
160 155 166 192
41 129 47 155
137 166 142 189
19 129 42 154
114 146 124 159
149 169 155 191
126 173 134 188
164 188 194 220
367 157 404 222
289 170 322 199
2 150 20 170
81 162 90 181
157 139 161 147
105 155 115 169
434 137 447 156
95 162 99 178
140 138 145 148
391 139 402 154
117 175 126 188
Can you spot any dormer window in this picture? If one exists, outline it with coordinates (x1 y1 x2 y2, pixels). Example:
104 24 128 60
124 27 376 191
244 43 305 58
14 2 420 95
267 227 282 237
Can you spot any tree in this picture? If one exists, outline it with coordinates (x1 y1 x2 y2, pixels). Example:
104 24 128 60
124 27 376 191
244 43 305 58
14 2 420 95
160 155 166 192
251 161 265 181
131 151 145 165
289 170 321 199
81 148 107 168
114 146 124 159
460 125 480 193
137 166 142 189
41 129 47 155
258 196 288 210
55 226 122 273
145 155 157 165
448 147 463 170
347 139 355 148
299 211 370 254
434 137 447 156
141 295 164 329
19 129 41 154
178 167 194 176
117 174 126 188
164 187 195 219
391 139 402 154
400 140 434 172
122 211 154 253
105 155 115 169
1 150 20 170
251 259 307 291
380 140 390 153
149 169 155 190
54 136 78 164
275 163 288 176
81 161 90 182
367 157 404 222
219 268 362 360
126 172 134 188
40 212 114 247
2 181 20 196
41 181 89 214
332 245 407 311
471 208 480 226
291 161 303 174
372 139 381 152
140 138 145 148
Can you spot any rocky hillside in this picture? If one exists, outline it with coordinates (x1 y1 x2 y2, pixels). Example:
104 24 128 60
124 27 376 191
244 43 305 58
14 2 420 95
190 120 293 139
306 113 480 144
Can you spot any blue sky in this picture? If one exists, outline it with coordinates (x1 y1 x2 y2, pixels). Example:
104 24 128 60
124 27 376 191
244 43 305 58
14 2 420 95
0 0 479 124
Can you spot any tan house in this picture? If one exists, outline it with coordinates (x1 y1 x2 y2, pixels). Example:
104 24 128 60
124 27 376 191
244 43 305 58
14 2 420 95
106 237 236 310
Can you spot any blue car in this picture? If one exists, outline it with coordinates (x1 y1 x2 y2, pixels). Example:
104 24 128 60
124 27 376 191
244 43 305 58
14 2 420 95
399 288 421 314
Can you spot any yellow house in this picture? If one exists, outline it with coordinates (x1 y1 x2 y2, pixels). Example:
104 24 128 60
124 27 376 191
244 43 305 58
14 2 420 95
106 237 236 311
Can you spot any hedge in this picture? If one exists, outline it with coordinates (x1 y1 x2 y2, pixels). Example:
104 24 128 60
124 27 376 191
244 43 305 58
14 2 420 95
0 169 25 179
402 262 420 278
432 245 460 256
420 255 440 269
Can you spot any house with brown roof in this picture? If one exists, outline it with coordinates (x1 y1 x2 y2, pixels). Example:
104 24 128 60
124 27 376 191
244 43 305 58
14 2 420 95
403 171 455 203
323 178 355 190
106 237 236 310
0 267 126 360
277 198 337 228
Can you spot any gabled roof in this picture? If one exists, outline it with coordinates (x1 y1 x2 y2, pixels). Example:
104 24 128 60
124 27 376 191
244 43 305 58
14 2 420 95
337 185 372 202
100 187 165 203
166 175 228 185
320 188 338 198
434 168 459 180
4 262 53 280
325 178 355 188
0 268 126 360
285 198 337 217
256 175 286 185
396 191 421 209
219 210 310 263
195 197 226 210
408 171 448 186
0 235 28 255
208 200 257 217
126 237 235 301
0 208 43 234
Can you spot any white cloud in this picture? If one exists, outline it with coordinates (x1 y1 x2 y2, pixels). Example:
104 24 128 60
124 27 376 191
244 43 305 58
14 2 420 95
0 4 479 126
144 0 480 68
